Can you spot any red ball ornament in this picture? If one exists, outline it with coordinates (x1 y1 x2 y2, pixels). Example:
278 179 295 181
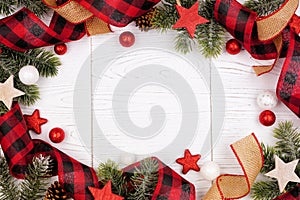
226 39 242 55
54 43 67 55
259 110 276 126
49 127 65 143
119 31 135 47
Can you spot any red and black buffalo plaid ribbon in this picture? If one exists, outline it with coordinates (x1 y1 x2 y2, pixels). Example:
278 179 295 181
123 157 196 200
0 103 99 200
0 0 160 52
274 184 300 200
214 0 300 117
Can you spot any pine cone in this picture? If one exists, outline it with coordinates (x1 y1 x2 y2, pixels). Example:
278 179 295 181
135 8 157 31
44 181 68 200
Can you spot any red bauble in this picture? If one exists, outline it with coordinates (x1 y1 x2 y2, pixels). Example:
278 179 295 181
119 31 135 47
54 43 67 55
49 127 65 143
226 39 241 55
259 110 276 126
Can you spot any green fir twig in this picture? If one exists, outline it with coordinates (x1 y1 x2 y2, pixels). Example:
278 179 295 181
0 157 18 200
244 0 285 16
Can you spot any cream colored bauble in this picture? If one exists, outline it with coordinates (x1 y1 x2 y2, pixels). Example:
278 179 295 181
19 65 39 85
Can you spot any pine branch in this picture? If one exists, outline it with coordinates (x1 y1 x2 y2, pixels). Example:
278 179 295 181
174 30 195 54
17 0 49 17
0 157 19 200
261 143 278 174
251 180 281 200
19 155 52 200
273 121 300 161
97 160 127 197
128 158 159 200
0 46 60 114
0 0 17 16
244 0 285 16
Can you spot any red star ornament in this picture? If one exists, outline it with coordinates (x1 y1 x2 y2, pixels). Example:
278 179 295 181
88 181 124 200
176 149 201 174
24 109 48 134
172 1 209 38
290 14 300 35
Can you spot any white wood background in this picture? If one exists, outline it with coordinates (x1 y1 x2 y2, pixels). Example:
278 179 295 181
2 1 300 199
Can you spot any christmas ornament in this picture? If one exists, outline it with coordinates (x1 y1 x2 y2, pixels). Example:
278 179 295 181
265 155 300 192
176 149 201 174
45 181 68 200
200 161 220 181
257 91 278 109
49 127 65 143
0 76 25 109
226 39 242 55
259 110 276 126
88 181 124 200
290 14 300 35
135 8 156 31
172 2 209 38
119 32 135 47
18 65 40 85
24 109 48 134
54 43 67 55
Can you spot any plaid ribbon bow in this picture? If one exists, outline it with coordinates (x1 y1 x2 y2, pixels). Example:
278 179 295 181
123 157 196 200
0 0 160 52
0 103 99 200
214 0 300 117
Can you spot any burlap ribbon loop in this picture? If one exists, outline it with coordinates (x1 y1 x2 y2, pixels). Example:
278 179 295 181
203 134 264 199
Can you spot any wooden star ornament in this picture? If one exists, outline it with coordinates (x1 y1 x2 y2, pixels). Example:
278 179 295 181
176 149 201 174
0 76 25 109
24 109 48 134
172 1 209 38
88 181 124 200
265 155 300 192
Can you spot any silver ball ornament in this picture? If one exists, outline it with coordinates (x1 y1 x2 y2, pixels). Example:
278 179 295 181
19 65 39 85
201 161 220 181
257 91 278 109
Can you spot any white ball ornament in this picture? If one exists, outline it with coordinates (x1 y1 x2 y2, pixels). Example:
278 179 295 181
200 161 220 181
257 91 278 109
18 65 39 85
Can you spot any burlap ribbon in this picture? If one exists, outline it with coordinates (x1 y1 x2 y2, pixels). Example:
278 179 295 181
203 134 264 199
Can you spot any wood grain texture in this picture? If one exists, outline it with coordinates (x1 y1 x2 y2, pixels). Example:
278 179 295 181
2 1 300 199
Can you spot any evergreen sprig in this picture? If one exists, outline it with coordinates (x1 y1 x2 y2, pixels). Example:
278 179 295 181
19 155 52 200
128 158 159 200
251 121 300 199
244 0 285 16
0 155 52 200
0 46 60 115
152 0 225 57
0 0 49 17
0 157 18 200
97 160 127 196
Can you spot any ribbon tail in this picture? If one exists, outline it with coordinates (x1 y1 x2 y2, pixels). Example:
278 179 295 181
0 103 99 200
203 134 263 199
276 30 300 116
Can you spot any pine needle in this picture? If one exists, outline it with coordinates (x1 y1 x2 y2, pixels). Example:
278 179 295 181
0 157 18 200
19 155 52 200
251 181 280 200
244 0 285 16
97 160 127 196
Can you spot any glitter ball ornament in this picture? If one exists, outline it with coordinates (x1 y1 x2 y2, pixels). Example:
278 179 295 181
18 65 40 85
257 91 278 109
54 43 67 55
226 39 242 55
200 161 220 181
119 31 135 47
49 127 65 143
259 110 276 126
